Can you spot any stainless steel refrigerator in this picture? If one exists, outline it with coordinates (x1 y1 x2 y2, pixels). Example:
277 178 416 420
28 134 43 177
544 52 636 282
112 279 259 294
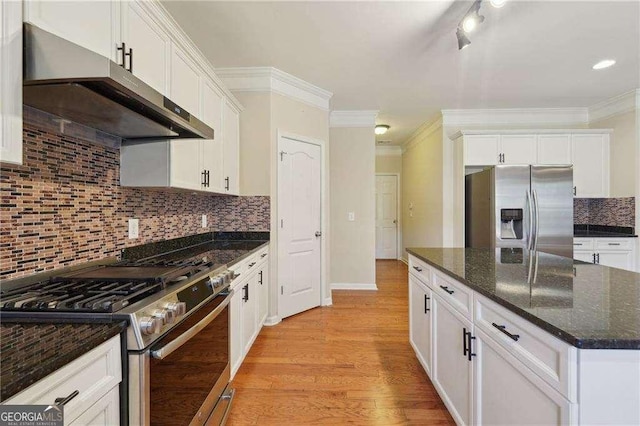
465 165 573 258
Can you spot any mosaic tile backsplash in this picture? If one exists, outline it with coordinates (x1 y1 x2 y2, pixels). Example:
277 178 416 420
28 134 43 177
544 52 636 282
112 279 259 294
1 123 269 280
573 197 635 227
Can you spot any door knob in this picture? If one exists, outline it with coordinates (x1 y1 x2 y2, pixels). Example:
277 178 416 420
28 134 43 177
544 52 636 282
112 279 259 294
315 231 322 237
393 220 397 224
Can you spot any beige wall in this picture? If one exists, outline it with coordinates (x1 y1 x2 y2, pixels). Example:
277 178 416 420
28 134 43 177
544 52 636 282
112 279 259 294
329 127 376 285
401 123 444 260
235 92 271 196
375 154 402 174
590 111 636 197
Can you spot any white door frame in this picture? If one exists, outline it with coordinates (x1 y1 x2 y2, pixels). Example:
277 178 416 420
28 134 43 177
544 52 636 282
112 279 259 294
375 172 402 260
274 130 329 321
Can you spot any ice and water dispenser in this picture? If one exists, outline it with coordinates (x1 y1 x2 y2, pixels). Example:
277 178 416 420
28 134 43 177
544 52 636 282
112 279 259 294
500 208 523 240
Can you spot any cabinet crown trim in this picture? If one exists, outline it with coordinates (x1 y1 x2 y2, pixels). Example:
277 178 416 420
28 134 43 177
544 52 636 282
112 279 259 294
216 67 333 111
442 108 589 128
450 128 613 140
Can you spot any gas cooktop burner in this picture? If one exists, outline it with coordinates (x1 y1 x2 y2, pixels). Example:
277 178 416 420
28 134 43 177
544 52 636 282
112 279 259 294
0 278 163 313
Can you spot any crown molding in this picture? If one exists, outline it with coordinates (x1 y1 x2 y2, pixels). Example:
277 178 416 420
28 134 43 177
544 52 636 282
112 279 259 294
588 89 640 123
401 115 443 153
215 67 333 111
375 145 402 156
441 108 588 127
329 110 378 128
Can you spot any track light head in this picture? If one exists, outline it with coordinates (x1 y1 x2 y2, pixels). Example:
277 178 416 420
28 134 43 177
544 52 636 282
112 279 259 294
456 28 471 50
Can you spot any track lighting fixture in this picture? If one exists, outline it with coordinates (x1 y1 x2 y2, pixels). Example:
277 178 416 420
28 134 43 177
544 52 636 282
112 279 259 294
456 0 506 50
456 28 471 50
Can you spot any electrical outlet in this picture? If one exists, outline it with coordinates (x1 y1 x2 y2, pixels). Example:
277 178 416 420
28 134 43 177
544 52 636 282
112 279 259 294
202 214 207 228
348 212 355 221
128 218 139 239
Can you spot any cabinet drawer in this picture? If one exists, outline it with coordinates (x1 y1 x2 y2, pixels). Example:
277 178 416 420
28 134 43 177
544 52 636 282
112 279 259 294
4 336 121 423
256 245 269 262
229 258 249 289
433 271 472 319
408 255 432 286
573 238 593 250
595 239 633 251
474 294 576 401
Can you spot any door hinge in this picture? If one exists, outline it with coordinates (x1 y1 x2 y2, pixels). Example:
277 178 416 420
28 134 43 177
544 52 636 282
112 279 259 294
281 286 283 295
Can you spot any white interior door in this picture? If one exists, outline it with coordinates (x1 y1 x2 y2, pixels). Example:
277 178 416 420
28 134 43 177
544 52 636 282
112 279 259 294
376 175 398 259
278 136 322 319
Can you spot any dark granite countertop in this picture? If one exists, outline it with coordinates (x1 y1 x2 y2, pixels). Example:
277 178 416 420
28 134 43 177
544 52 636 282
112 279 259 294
0 320 126 401
574 232 638 238
407 247 640 350
574 225 637 238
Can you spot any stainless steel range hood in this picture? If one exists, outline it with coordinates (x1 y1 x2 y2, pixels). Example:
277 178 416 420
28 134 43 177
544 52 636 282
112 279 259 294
23 24 214 141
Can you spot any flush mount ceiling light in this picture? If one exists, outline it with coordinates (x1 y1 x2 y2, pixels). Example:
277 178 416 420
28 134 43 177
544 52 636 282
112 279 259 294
375 124 390 135
592 59 616 70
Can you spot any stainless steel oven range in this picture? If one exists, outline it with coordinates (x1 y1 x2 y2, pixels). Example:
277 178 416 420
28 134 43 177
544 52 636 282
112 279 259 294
0 245 241 425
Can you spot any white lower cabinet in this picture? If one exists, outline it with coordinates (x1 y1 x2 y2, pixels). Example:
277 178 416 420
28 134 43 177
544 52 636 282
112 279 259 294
433 294 473 426
3 335 121 426
409 274 433 377
230 246 269 378
573 238 636 272
474 328 573 425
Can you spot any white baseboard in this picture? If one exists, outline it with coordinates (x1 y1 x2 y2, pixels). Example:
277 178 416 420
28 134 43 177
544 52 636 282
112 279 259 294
264 315 281 326
331 282 378 290
400 258 408 265
322 296 333 306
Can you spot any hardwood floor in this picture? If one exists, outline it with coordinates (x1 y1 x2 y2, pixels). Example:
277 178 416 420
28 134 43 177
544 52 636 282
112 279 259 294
227 260 455 425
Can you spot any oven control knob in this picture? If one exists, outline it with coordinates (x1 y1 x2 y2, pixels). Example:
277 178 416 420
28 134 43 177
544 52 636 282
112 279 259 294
152 308 175 325
140 316 162 335
165 302 187 317
210 276 223 288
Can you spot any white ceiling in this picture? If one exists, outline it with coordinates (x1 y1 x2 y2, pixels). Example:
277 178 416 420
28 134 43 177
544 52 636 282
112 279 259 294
162 1 640 145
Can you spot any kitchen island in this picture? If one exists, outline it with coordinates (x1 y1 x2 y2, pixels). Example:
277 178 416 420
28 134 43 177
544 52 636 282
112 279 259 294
406 247 640 426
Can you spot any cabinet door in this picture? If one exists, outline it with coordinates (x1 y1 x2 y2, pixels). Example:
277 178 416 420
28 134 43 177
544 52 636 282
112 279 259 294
68 386 119 426
537 134 571 165
409 275 433 377
500 135 537 165
1 0 22 165
433 296 473 425
200 79 225 193
474 329 572 425
257 263 269 327
241 278 257 354
597 251 634 271
121 2 170 95
169 140 201 191
464 135 500 166
574 251 594 264
24 0 119 61
571 134 609 198
170 45 201 119
222 100 240 195
230 285 243 378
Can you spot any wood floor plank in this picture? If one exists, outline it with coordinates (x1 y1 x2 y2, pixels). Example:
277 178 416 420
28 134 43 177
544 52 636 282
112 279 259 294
227 260 455 425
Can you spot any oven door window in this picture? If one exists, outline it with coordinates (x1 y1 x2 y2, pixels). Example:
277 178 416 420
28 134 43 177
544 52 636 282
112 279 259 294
149 293 229 426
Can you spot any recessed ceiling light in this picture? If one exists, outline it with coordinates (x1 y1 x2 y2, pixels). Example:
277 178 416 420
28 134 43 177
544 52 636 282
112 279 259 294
375 125 390 135
592 59 616 70
490 0 507 8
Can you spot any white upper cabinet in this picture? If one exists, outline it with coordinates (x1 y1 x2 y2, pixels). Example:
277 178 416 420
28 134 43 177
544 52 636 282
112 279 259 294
201 79 225 193
23 0 120 61
222 100 240 195
464 135 500 166
500 135 537 165
170 45 201 119
120 2 170 95
571 134 609 198
537 134 572 165
1 0 23 165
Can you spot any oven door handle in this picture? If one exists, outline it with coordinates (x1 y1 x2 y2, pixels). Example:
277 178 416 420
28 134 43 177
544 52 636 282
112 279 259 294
151 290 233 360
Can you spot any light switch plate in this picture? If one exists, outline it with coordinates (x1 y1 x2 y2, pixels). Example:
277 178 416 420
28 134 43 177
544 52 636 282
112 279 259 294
128 218 139 239
202 214 207 228
348 212 355 221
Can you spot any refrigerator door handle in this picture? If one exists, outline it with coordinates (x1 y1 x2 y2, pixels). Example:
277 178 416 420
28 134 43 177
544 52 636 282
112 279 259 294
525 190 534 251
532 189 540 251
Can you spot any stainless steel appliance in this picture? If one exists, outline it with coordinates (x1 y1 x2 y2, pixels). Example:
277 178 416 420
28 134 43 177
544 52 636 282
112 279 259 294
23 23 214 141
0 243 245 425
465 165 573 258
